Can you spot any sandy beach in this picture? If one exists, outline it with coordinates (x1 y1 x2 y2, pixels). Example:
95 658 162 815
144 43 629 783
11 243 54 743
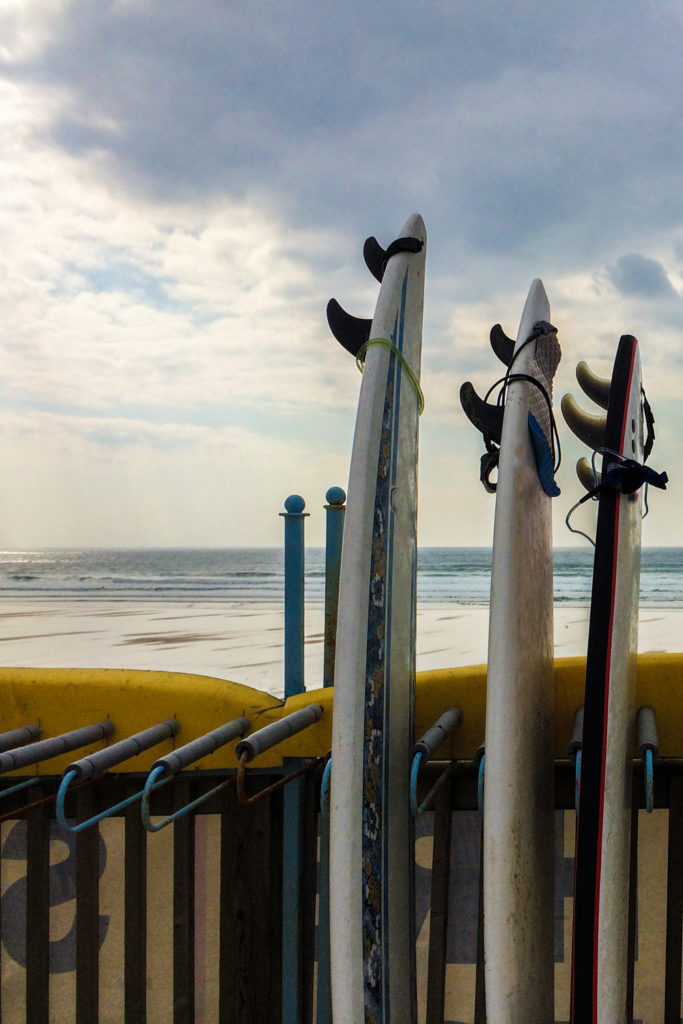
0 598 681 697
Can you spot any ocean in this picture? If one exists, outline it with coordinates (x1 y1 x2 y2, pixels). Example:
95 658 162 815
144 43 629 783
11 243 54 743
1 547 682 605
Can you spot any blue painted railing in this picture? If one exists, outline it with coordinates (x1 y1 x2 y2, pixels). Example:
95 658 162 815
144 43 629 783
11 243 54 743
279 487 345 1023
281 495 309 698
323 486 346 687
281 487 346 696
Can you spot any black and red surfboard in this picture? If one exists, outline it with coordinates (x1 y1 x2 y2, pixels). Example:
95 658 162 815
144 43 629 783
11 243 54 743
564 335 644 1023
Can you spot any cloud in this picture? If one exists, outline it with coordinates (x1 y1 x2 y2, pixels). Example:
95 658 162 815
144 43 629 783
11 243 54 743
607 253 679 299
4 0 683 266
0 74 362 422
1 1 683 546
0 407 354 546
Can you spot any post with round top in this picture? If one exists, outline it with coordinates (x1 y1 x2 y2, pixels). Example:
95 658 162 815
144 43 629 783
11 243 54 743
323 486 346 687
280 495 309 697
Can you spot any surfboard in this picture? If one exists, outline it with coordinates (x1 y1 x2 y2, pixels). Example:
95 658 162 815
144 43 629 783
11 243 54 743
563 336 646 1023
327 214 426 1024
461 279 560 1022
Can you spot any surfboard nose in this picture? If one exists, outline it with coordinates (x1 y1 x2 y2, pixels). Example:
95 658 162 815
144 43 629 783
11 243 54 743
399 212 426 241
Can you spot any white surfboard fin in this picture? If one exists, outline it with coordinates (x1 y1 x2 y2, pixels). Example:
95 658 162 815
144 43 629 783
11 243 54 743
363 235 424 283
576 456 596 492
561 394 607 450
459 382 504 444
489 323 515 366
576 361 611 410
326 298 371 357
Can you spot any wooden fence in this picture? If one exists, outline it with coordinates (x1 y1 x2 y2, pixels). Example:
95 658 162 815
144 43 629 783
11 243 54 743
1 758 682 1023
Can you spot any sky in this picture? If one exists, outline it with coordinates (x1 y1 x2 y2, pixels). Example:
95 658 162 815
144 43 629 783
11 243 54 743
1 0 682 548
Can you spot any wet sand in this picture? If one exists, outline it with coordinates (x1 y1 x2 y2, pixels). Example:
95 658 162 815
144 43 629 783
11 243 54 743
0 598 680 697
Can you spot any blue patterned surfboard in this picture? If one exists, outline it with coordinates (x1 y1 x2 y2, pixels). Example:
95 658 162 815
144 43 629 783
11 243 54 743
329 213 426 1024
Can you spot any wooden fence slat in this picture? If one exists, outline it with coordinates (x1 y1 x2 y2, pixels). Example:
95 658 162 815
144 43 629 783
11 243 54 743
282 770 304 1023
425 771 454 1024
26 788 50 1024
300 773 319 1024
0 812 2 1024
173 779 195 1024
76 787 101 1024
626 788 639 1022
219 779 283 1024
665 774 683 1023
474 817 486 1024
315 781 332 1024
125 781 147 1024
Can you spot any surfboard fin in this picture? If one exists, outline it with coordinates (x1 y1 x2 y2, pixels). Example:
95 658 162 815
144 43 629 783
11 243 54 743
489 323 515 366
576 361 611 410
460 383 505 492
363 236 386 282
561 394 607 450
459 383 504 444
461 307 561 497
363 235 424 283
576 456 596 492
329 233 424 352
326 298 371 357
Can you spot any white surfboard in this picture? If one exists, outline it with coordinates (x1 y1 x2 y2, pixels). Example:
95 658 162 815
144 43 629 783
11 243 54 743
329 213 426 1024
483 281 560 1022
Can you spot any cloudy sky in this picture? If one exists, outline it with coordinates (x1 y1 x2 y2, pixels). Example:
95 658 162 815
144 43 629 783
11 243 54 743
1 0 681 547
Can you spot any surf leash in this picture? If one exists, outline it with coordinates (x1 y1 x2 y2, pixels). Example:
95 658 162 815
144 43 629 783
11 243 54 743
355 336 425 414
565 447 668 545
642 385 656 461
461 320 562 495
565 382 667 543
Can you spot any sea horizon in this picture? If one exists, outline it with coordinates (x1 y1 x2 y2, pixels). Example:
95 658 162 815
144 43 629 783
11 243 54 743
1 547 682 606
2 543 680 550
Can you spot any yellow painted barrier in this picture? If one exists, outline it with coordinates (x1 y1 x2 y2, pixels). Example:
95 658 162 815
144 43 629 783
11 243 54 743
0 652 681 774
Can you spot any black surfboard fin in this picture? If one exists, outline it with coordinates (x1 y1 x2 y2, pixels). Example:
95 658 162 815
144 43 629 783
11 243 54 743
460 382 504 445
363 237 385 282
576 361 611 410
561 394 607 450
363 235 424 283
326 298 371 357
489 324 515 367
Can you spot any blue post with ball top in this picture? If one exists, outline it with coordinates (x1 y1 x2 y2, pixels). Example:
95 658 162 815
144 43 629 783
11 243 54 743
281 494 309 697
